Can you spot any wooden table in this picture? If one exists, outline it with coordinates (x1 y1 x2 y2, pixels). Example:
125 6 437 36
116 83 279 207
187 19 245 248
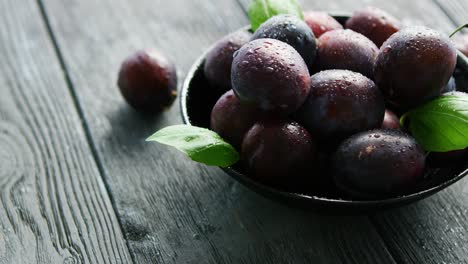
0 0 467 263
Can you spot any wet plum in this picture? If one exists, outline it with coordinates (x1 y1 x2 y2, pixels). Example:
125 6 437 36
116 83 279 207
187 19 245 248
374 26 457 110
303 11 343 37
118 50 177 113
296 70 385 140
241 119 316 187
204 30 251 94
251 15 317 70
333 129 426 198
231 38 311 115
315 29 379 78
210 90 262 149
381 109 400 129
345 7 401 47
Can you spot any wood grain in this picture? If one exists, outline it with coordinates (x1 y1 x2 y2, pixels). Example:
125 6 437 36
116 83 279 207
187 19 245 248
40 0 400 263
0 0 131 263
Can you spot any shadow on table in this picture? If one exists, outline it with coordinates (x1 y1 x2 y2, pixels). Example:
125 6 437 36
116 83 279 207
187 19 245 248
102 104 175 151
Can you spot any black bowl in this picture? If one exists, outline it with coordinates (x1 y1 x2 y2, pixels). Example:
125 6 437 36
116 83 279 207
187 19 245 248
180 15 468 211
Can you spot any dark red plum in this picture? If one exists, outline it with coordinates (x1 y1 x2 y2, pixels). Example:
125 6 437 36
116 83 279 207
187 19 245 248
241 120 316 188
333 129 426 199
381 109 400 130
303 11 343 37
315 29 379 78
204 30 251 94
210 90 262 149
296 70 385 140
231 38 311 115
345 7 401 47
118 50 177 113
251 15 317 70
374 26 457 110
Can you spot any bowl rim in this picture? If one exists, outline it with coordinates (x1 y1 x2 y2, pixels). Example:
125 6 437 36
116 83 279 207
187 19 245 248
180 16 468 207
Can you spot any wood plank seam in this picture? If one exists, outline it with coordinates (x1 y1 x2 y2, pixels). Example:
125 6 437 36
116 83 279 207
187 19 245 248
34 0 136 262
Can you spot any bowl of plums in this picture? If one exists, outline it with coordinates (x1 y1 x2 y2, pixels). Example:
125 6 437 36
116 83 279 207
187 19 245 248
146 2 468 211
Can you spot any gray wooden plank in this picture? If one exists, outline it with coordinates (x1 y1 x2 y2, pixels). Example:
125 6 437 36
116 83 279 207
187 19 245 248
0 0 132 263
40 0 398 263
289 1 467 263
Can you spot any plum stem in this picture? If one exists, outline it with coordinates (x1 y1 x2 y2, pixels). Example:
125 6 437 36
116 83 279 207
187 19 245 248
449 24 468 38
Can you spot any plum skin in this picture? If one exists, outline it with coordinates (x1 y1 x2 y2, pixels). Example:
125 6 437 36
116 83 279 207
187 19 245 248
296 70 385 140
332 129 426 198
210 90 262 149
345 7 401 47
374 26 457 110
204 30 251 94
118 50 177 113
315 29 379 78
241 120 316 187
303 11 343 38
381 109 400 129
251 15 317 71
231 38 311 115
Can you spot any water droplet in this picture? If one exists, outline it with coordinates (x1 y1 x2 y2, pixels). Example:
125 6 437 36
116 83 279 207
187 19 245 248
266 67 274 73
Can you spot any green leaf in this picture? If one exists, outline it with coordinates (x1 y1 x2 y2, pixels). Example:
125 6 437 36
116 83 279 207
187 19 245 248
401 94 468 152
146 125 240 167
248 0 304 32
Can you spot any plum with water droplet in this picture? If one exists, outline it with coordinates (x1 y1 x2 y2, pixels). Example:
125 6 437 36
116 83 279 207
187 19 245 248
241 119 317 188
332 129 426 198
374 26 457 111
204 30 251 94
118 50 177 113
231 38 311 115
345 7 401 47
303 11 343 38
381 109 400 129
315 29 379 78
210 90 262 149
296 70 385 140
251 15 317 71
